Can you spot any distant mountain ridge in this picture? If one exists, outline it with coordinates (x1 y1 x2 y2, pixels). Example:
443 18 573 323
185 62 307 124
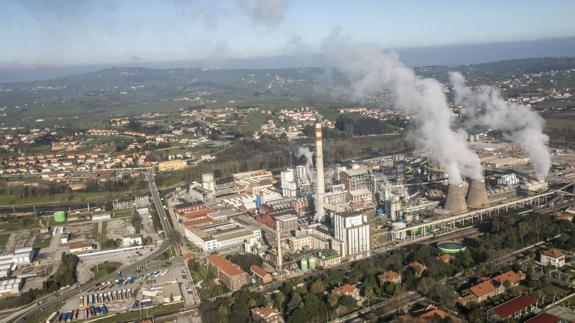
2 36 575 83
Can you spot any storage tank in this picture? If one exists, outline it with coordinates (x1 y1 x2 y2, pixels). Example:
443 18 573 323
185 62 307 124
444 183 468 214
466 179 489 209
53 211 67 223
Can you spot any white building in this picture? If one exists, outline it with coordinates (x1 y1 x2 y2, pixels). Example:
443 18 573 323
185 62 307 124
122 234 143 247
92 212 112 221
0 263 11 278
184 220 261 252
0 278 22 297
281 165 311 198
137 208 150 218
61 232 71 244
201 173 216 193
0 247 35 267
281 169 297 197
540 249 566 268
332 211 370 259
497 173 520 187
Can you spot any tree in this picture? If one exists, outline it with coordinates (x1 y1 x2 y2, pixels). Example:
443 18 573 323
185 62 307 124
364 287 375 306
310 279 326 294
274 292 286 313
339 295 357 308
286 293 302 314
328 293 339 309
230 290 251 323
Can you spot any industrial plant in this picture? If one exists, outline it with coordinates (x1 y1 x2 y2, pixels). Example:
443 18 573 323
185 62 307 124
172 116 573 280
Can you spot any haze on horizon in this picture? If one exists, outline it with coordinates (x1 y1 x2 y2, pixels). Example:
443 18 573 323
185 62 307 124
2 0 575 82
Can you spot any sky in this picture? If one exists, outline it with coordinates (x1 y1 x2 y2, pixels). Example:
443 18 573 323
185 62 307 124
1 0 575 67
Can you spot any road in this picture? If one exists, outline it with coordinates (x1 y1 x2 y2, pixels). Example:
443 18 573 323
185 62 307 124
9 169 175 322
332 292 423 323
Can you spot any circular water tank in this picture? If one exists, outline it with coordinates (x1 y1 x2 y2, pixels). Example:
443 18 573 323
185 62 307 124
437 241 466 254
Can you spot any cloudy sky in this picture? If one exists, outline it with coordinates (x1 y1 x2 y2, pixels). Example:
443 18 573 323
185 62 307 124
2 0 575 67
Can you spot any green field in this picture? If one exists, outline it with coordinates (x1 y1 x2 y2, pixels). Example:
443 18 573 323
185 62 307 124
0 233 10 250
0 192 110 206
90 261 122 281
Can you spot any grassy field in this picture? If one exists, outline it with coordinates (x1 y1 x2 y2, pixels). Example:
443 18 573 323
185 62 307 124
0 192 110 206
33 234 51 249
90 261 122 281
232 112 269 135
0 216 40 231
0 233 10 251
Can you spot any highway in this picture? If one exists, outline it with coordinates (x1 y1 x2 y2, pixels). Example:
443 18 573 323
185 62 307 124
9 169 175 322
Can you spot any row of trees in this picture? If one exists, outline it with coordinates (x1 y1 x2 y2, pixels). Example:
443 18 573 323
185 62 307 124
334 114 404 136
0 181 71 199
84 174 147 193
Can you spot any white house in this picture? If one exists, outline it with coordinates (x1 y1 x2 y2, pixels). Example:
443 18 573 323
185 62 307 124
540 248 566 268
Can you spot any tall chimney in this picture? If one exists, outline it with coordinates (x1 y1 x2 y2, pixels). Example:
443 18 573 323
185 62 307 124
445 182 468 214
276 220 282 271
467 179 489 209
315 123 325 222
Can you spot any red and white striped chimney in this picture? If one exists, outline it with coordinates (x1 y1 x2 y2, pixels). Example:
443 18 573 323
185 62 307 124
315 123 325 222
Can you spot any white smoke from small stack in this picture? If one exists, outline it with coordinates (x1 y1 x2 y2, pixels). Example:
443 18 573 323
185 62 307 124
323 32 482 184
296 146 314 182
449 72 551 181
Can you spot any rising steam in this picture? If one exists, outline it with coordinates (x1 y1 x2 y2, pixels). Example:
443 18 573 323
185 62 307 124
449 72 551 180
323 32 483 184
296 146 314 183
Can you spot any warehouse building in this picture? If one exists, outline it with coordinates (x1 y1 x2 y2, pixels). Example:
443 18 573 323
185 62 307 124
184 219 261 252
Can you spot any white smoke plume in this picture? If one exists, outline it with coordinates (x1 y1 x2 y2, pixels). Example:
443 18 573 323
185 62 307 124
237 0 287 26
449 72 551 180
167 0 288 28
296 146 314 182
323 32 483 184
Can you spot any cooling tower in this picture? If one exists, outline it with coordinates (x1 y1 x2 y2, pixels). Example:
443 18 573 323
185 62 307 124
466 178 489 209
315 123 325 222
445 183 468 214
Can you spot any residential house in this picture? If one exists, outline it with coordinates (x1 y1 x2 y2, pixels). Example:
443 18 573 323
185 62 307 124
378 271 401 284
250 265 273 284
408 261 427 277
332 284 361 303
251 306 283 323
540 249 566 268
487 295 537 321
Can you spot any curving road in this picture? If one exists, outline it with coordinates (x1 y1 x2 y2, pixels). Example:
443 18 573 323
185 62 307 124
10 169 174 322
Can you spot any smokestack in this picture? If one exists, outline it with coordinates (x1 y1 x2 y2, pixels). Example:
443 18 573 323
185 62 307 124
467 178 489 209
315 123 325 222
276 220 282 271
445 182 468 214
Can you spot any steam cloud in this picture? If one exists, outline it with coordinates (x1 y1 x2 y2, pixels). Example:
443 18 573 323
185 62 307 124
323 33 482 184
449 72 551 180
237 0 287 26
169 0 287 27
296 146 314 182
